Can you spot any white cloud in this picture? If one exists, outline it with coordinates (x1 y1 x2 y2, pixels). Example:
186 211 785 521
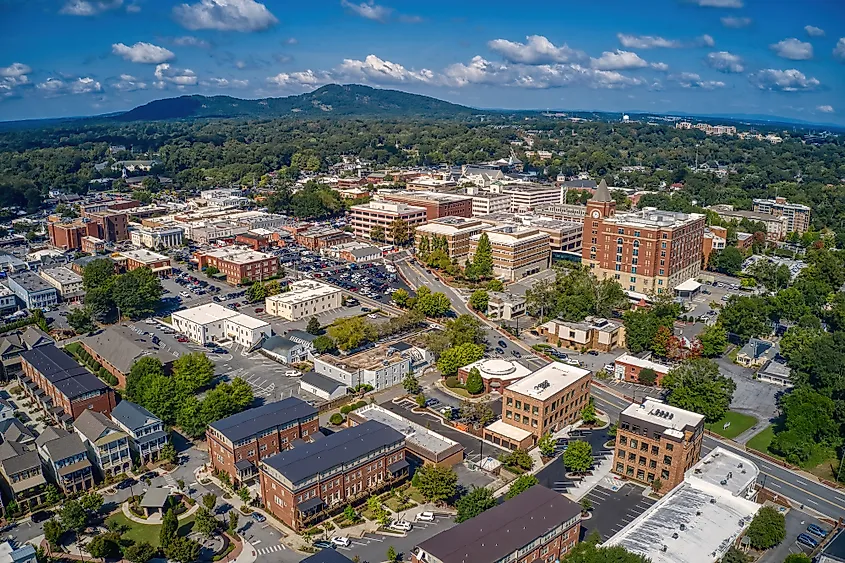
284 37 298 45
750 69 820 91
203 77 249 88
443 56 514 87
267 69 332 87
618 34 680 49
700 34 715 47
337 55 435 84
340 0 391 22
60 0 122 15
173 0 278 32
153 63 198 87
112 42 175 64
36 77 103 96
114 74 148 91
804 25 824 37
172 36 212 48
720 16 751 28
771 38 813 60
126 3 141 12
834 38 845 61
590 50 649 71
705 51 744 73
688 0 743 7
670 72 725 89
817 105 834 113
651 62 669 71
0 63 32 85
488 35 585 64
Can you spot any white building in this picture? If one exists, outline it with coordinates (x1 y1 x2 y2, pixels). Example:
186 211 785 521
313 341 433 391
129 224 184 249
198 189 250 208
265 280 342 321
464 186 512 217
171 302 271 348
605 447 760 563
0 285 18 312
39 267 84 301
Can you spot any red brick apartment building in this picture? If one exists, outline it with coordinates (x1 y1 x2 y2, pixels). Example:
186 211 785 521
83 210 129 242
206 398 318 487
47 221 99 251
612 354 671 385
412 485 581 563
294 227 354 251
19 344 117 428
613 398 705 494
234 232 270 251
194 246 280 284
259 420 408 531
582 179 705 295
379 191 473 220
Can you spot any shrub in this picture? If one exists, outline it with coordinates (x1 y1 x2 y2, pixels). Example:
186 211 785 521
445 376 461 388
339 405 353 415
354 400 367 409
329 413 345 425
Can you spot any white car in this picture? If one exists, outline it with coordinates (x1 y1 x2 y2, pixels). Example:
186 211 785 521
284 370 301 377
367 313 379 319
144 318 157 325
564 358 581 366
331 537 351 548
179 291 189 298
415 511 435 522
389 520 412 532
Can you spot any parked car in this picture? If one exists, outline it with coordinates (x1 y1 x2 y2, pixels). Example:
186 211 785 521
389 520 412 532
361 307 371 312
144 318 156 325
330 537 351 548
30 510 53 523
284 370 301 377
415 511 435 522
176 336 189 343
312 540 334 550
116 478 136 490
564 358 581 366
511 350 521 358
495 347 504 354
807 524 828 538
251 513 266 523
797 533 818 548
498 340 507 348
424 398 440 408
254 308 264 313
587 350 600 356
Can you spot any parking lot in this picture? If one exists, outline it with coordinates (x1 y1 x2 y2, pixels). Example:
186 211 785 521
579 483 657 541
343 511 457 563
759 507 831 563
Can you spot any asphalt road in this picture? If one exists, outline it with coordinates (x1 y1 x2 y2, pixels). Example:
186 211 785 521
591 385 845 521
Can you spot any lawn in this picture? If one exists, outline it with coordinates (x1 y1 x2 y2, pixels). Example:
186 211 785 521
106 512 195 548
746 425 775 454
705 411 757 440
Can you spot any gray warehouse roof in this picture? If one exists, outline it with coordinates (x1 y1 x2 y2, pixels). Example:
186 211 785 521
208 397 316 443
261 420 404 485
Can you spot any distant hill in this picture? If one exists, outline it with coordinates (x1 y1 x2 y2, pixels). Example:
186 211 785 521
115 84 479 121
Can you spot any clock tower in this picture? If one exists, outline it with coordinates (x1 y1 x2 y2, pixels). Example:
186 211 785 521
582 178 616 267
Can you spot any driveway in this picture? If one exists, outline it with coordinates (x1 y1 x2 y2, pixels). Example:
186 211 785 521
714 355 780 424
343 512 457 563
579 483 657 542
758 507 829 563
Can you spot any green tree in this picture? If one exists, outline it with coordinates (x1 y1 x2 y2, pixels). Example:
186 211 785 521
112 267 163 319
538 433 556 457
661 358 736 422
580 498 593 513
164 536 201 563
159 507 178 548
469 290 489 313
79 492 104 513
402 373 420 394
720 547 749 563
59 499 87 532
160 442 178 465
623 308 664 354
472 232 494 279
464 367 484 395
246 281 266 303
370 226 385 242
562 541 650 562
698 323 728 357
194 507 218 538
386 546 399 563
202 493 217 511
650 478 663 493
414 287 452 317
563 441 593 474
86 532 121 559
710 247 744 275
769 387 841 465
718 295 771 344
414 465 458 504
83 258 116 291
343 504 357 522
455 486 497 523
238 487 251 504
85 286 116 322
500 448 534 472
228 511 240 534
306 316 321 335
637 368 658 386
487 279 505 292
581 398 598 425
124 541 157 563
782 554 812 563
391 288 410 308
44 484 62 504
43 519 64 548
436 342 484 376
204 265 220 277
389 218 411 245
328 316 378 351
172 352 215 393
745 506 786 550
444 314 486 346
313 334 337 354
772 287 810 322
66 307 96 334
505 474 539 499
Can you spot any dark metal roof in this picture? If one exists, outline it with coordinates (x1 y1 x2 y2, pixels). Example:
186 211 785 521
301 549 355 563
262 336 300 353
286 329 317 343
234 460 255 471
20 344 108 400
301 371 346 394
387 458 409 474
822 529 845 562
389 341 413 352
208 397 317 443
135 430 168 447
415 485 580 563
261 420 404 485
297 497 324 512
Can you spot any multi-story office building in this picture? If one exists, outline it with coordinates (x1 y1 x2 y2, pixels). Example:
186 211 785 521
702 226 727 266
467 191 512 216
349 201 427 243
264 280 342 321
474 212 582 253
7 272 58 310
707 205 787 242
36 426 94 493
412 485 581 563
583 180 705 295
83 210 129 242
38 267 84 303
47 220 99 251
194 246 279 285
19 344 117 427
129 224 184 249
207 398 318 487
612 398 705 494
313 341 432 391
259 420 409 531
74 409 132 478
468 225 550 282
378 191 473 220
115 249 172 276
752 197 811 234
457 358 533 394
171 302 270 348
110 400 169 464
496 182 563 212
536 203 588 224
414 217 490 262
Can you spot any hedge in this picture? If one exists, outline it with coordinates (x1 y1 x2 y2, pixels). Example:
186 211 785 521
445 376 461 388
0 317 37 334
330 413 345 425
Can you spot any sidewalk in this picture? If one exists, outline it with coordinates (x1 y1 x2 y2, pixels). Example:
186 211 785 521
561 457 614 502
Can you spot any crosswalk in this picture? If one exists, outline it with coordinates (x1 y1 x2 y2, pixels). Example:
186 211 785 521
163 473 177 489
255 544 286 555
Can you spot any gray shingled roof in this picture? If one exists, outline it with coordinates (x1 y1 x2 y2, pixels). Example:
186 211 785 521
43 433 87 462
262 336 300 353
82 326 172 375
208 397 316 443
74 409 121 442
301 372 345 394
301 550 355 563
35 426 69 448
0 418 36 444
111 400 161 432
261 420 404 485
0 447 41 476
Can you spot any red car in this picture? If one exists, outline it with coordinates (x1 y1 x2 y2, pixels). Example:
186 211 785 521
254 308 264 313
176 336 189 343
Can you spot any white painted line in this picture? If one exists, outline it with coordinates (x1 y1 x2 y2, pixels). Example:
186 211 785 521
252 540 262 545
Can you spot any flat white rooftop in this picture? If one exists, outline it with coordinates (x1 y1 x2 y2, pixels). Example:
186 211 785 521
228 313 270 330
485 419 533 442
507 362 590 401
200 245 274 264
622 398 705 434
614 354 671 374
606 447 760 563
415 218 487 236
471 226 549 246
118 249 170 264
353 405 459 455
172 302 239 325
266 280 341 305
462 358 532 382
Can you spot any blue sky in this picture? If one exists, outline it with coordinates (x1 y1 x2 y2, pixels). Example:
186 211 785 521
1 0 844 124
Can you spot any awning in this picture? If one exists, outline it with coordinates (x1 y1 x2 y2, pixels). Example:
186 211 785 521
297 497 324 513
235 460 255 472
674 279 702 293
387 459 410 474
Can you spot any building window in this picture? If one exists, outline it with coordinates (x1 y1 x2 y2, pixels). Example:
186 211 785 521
619 436 627 446
661 469 670 480
665 443 674 451
616 462 624 472
636 469 645 480
663 455 673 465
617 449 626 458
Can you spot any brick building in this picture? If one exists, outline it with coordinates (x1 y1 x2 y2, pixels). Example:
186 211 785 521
47 220 99 251
414 217 489 262
80 325 176 388
115 249 172 276
378 191 473 220
294 227 353 251
412 485 581 563
19 344 117 429
234 232 270 251
612 398 705 494
538 316 625 352
81 236 105 254
194 246 279 284
259 420 408 531
456 358 532 394
583 179 705 295
83 210 129 242
206 398 318 487
612 354 671 385
752 197 811 234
